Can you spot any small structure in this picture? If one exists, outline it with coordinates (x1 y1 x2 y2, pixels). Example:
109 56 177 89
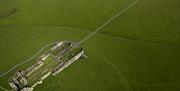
8 41 86 91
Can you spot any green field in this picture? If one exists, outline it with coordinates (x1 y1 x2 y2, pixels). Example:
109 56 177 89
0 0 180 91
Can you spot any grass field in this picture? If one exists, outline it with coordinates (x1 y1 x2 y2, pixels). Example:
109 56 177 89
0 0 180 91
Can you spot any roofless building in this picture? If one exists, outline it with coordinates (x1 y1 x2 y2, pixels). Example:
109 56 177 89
8 41 87 91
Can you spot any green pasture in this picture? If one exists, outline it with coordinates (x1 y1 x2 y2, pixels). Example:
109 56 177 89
0 0 179 91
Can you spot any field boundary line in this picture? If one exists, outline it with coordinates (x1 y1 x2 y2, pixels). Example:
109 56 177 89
0 41 57 77
0 86 10 91
2 24 179 47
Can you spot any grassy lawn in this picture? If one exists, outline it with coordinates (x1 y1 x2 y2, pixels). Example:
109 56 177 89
27 56 58 86
0 0 180 91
